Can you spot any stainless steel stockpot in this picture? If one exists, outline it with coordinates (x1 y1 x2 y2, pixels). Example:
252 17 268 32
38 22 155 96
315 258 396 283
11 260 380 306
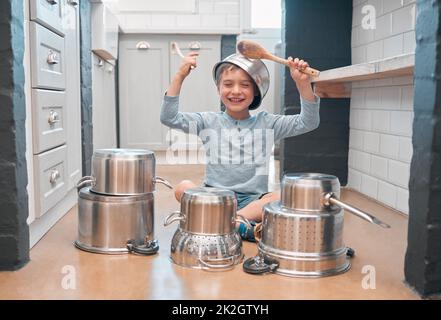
77 148 172 195
243 173 389 277
164 187 247 235
164 187 250 270
75 187 158 255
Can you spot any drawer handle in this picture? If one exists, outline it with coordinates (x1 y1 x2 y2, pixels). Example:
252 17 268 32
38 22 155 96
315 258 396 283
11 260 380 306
47 51 59 65
48 111 60 125
136 41 150 50
46 0 58 5
49 170 60 184
67 0 78 6
188 41 201 50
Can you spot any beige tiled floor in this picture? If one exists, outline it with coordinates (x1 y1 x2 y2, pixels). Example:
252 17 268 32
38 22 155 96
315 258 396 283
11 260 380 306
0 164 420 299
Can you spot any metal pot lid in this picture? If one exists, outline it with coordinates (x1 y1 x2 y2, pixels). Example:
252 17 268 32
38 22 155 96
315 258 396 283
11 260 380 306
79 187 153 202
93 148 155 160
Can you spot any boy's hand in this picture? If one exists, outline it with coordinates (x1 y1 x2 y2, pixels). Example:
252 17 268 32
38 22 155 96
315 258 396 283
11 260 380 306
177 52 199 78
287 57 311 85
287 57 316 102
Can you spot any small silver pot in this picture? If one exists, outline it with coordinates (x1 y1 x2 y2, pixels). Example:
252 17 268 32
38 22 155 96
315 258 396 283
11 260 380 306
77 148 172 195
164 187 247 235
75 187 158 255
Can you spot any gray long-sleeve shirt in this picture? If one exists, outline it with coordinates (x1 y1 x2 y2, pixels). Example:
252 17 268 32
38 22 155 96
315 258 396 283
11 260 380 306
160 95 320 194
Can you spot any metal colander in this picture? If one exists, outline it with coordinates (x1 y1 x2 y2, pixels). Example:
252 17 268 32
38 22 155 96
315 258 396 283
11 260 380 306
170 228 243 270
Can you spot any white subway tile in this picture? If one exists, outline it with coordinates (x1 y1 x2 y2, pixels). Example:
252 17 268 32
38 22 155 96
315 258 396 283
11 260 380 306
353 4 365 27
378 180 397 208
396 187 409 214
364 131 380 153
349 129 364 149
355 150 371 173
371 155 388 180
365 87 381 109
348 169 362 191
374 14 392 40
380 134 399 158
398 136 413 163
361 174 378 199
382 0 403 13
366 40 383 61
392 5 415 35
390 111 413 136
372 110 390 132
367 0 383 15
352 26 360 47
348 149 356 168
388 159 410 188
352 45 367 64
350 109 358 129
401 85 414 110
383 34 404 58
358 26 375 45
354 0 368 6
351 88 365 108
403 30 416 54
358 109 373 130
380 86 401 110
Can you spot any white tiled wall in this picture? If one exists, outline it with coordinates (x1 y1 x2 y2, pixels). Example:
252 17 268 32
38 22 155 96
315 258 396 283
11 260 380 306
102 0 241 34
348 76 414 214
352 0 416 63
348 0 416 214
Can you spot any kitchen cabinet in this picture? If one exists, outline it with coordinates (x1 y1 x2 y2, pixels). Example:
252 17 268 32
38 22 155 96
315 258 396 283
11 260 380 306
92 54 117 150
25 0 81 246
118 35 221 150
91 2 119 61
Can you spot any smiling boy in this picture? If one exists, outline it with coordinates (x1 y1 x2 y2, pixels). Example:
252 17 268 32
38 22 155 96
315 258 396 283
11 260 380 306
160 51 320 241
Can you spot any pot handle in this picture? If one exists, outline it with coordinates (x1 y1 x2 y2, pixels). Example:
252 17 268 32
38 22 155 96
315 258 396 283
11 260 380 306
154 176 173 189
164 210 184 226
198 253 243 270
126 239 159 255
243 255 279 275
76 175 96 189
324 193 391 228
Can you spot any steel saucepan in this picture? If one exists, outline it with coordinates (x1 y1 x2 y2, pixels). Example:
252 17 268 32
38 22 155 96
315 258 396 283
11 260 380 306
77 148 172 195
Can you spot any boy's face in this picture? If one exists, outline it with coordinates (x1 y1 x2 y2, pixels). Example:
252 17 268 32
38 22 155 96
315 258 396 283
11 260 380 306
217 68 256 117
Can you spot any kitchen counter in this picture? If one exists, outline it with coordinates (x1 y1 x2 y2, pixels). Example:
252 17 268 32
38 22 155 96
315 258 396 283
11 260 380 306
0 164 419 300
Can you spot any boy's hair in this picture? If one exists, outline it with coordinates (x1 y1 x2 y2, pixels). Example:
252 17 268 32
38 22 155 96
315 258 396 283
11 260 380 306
215 62 259 94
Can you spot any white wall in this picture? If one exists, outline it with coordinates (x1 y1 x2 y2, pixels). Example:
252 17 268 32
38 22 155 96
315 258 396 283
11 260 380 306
348 0 416 214
102 0 241 34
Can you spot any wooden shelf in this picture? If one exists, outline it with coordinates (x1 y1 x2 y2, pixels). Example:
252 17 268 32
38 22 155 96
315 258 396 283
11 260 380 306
312 53 415 98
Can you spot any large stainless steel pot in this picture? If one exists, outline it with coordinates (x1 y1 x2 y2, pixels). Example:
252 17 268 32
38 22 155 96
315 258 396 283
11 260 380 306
77 148 172 195
75 187 158 255
164 187 250 270
243 173 389 277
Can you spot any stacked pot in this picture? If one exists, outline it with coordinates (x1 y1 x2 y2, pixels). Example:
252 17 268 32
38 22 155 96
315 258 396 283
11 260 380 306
164 187 250 270
75 149 172 255
243 173 390 277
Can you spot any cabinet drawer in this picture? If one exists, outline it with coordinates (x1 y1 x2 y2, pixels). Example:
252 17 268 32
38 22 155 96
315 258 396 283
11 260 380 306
30 21 66 90
30 0 64 36
33 145 68 217
32 89 67 154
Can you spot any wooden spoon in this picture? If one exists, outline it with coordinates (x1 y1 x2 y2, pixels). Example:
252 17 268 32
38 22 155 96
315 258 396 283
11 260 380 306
171 42 195 69
237 40 320 77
